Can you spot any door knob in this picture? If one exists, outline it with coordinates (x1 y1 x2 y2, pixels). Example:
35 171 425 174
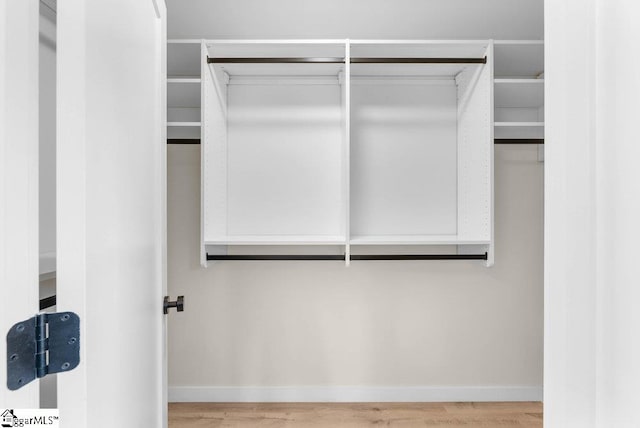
163 296 184 314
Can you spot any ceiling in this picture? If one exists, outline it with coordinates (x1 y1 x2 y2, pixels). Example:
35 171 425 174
166 0 543 40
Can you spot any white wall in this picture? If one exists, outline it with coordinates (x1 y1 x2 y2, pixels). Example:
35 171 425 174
167 144 543 401
167 0 543 40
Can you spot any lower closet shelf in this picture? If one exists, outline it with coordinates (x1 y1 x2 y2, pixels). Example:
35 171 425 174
205 235 347 246
349 235 490 246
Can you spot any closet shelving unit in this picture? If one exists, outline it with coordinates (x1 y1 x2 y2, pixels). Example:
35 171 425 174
167 39 545 143
203 40 351 262
167 39 544 267
493 40 544 143
167 40 493 265
167 40 202 142
347 40 493 263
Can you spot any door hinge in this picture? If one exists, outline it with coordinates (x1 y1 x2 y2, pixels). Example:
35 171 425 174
6 312 80 391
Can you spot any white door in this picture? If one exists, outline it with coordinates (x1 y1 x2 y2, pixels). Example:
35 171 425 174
57 1 167 427
0 0 40 409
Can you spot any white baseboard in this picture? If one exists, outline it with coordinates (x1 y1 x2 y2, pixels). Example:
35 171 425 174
169 386 542 403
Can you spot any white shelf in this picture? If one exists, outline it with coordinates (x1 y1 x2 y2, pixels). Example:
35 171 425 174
167 121 201 127
349 236 490 246
494 79 544 108
350 40 489 57
495 78 543 82
168 39 202 44
167 122 201 139
167 77 201 84
495 121 544 127
207 40 346 58
206 236 347 246
206 235 492 246
494 122 544 139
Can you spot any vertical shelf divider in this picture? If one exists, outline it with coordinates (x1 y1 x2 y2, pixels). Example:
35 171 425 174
344 40 351 266
487 40 495 267
199 40 208 267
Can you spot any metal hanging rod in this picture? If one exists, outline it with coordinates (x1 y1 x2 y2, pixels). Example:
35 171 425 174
206 253 488 261
207 57 345 64
167 139 201 145
207 254 345 261
207 57 487 64
40 295 57 310
351 253 487 260
351 57 487 64
167 139 541 145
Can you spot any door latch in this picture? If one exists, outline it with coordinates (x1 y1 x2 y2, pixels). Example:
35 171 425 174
163 296 184 314
6 312 80 390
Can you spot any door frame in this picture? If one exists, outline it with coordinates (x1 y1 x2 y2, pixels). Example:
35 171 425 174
0 0 41 409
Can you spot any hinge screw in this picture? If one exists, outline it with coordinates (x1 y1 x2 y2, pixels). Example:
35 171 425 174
61 362 70 370
68 337 77 345
61 314 70 322
9 354 18 361
16 324 24 332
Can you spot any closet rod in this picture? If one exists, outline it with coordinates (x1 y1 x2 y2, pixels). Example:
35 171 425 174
40 295 56 310
167 139 538 145
207 254 344 261
207 57 345 64
207 57 487 64
206 253 488 261
351 57 487 64
167 139 201 144
352 254 488 261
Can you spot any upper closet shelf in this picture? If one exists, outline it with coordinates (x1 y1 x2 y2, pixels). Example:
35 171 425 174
168 121 201 127
494 122 544 139
168 77 201 83
205 40 490 78
206 40 346 77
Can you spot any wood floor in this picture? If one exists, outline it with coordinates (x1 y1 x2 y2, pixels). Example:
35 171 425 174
169 402 543 427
